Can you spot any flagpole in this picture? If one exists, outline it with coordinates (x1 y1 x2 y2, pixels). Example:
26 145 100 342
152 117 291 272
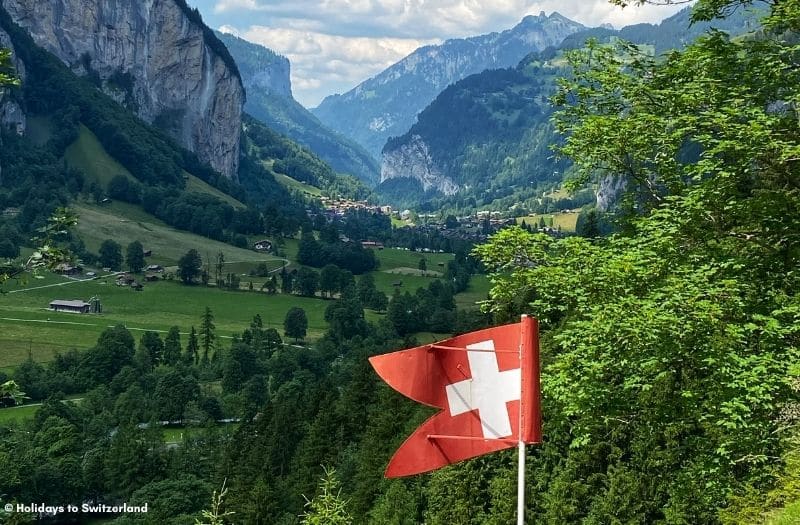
517 437 525 525
518 314 528 525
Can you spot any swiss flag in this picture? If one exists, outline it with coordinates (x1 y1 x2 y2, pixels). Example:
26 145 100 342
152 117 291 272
369 316 541 477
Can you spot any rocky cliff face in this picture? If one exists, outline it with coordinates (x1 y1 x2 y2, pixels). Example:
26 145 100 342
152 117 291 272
313 12 584 158
1 0 244 179
0 25 25 182
381 135 458 195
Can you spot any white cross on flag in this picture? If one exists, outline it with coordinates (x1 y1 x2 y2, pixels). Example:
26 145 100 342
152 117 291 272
369 317 541 477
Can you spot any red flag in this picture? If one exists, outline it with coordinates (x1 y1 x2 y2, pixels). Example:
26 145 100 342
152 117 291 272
369 317 541 477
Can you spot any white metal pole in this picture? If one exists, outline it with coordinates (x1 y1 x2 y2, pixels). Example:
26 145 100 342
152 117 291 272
517 438 526 525
518 314 527 525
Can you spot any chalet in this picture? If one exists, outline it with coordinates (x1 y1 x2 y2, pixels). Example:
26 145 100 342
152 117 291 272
49 300 91 314
254 240 272 252
145 273 160 282
361 241 384 249
116 274 136 287
131 281 144 291
54 263 82 276
145 264 164 273
143 249 153 257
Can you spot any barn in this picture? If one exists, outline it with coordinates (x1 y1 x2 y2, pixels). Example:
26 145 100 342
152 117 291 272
49 300 91 314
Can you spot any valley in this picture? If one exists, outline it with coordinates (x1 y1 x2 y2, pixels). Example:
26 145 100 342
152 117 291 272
0 1 796 524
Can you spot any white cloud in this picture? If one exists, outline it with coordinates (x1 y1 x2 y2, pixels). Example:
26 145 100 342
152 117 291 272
195 0 693 105
235 25 439 106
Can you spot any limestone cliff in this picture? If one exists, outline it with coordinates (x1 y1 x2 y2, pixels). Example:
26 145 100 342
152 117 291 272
0 24 25 182
381 135 458 196
1 0 244 179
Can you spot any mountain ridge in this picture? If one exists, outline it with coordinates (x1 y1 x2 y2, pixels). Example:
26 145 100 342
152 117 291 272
312 11 585 159
378 5 765 210
217 31 381 184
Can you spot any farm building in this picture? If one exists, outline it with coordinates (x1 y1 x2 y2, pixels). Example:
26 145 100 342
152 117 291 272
254 240 272 252
49 300 91 314
54 263 82 275
145 264 163 272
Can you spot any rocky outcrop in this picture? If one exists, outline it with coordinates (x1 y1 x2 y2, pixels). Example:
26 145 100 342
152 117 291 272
0 25 25 182
596 175 626 211
1 0 244 179
381 135 458 195
0 25 24 135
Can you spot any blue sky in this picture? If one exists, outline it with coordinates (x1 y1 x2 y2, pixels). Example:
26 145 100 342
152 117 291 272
188 0 690 107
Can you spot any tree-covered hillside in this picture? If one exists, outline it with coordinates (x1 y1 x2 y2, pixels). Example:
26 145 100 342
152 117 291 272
218 31 381 185
379 5 765 214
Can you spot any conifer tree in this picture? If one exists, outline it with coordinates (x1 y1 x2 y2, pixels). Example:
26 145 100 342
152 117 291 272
185 326 199 365
200 307 216 364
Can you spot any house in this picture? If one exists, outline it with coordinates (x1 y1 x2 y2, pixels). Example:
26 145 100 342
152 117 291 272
254 240 272 252
143 249 152 257
361 241 384 249
131 281 144 291
116 274 136 286
145 273 160 282
145 264 163 273
49 300 91 314
54 263 82 276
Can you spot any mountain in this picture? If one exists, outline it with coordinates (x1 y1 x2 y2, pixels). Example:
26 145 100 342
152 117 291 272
217 31 380 184
312 12 585 159
379 6 764 210
0 0 244 179
0 0 353 254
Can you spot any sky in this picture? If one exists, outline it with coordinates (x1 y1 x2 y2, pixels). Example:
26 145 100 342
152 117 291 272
188 0 692 108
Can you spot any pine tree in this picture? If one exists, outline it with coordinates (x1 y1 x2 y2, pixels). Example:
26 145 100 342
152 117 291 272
200 307 216 364
163 326 182 366
300 467 352 525
185 326 199 365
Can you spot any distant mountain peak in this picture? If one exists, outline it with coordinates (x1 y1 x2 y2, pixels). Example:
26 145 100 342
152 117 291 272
313 12 584 159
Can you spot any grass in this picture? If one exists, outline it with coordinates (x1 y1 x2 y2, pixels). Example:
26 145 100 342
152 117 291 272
0 395 83 424
455 274 491 309
65 125 246 209
516 212 580 232
273 172 322 197
65 124 138 188
185 173 245 209
0 404 38 424
73 201 282 267
767 500 800 524
0 277 332 368
374 248 452 270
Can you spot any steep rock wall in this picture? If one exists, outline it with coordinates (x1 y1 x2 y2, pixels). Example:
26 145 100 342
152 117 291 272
2 0 244 179
381 135 458 195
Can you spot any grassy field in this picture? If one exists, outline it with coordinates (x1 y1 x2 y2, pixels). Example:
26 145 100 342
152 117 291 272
0 403 39 424
65 125 138 188
516 212 580 232
273 172 322 197
185 173 245 209
1 195 491 372
0 277 332 368
0 395 83 424
73 201 282 267
65 125 246 210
